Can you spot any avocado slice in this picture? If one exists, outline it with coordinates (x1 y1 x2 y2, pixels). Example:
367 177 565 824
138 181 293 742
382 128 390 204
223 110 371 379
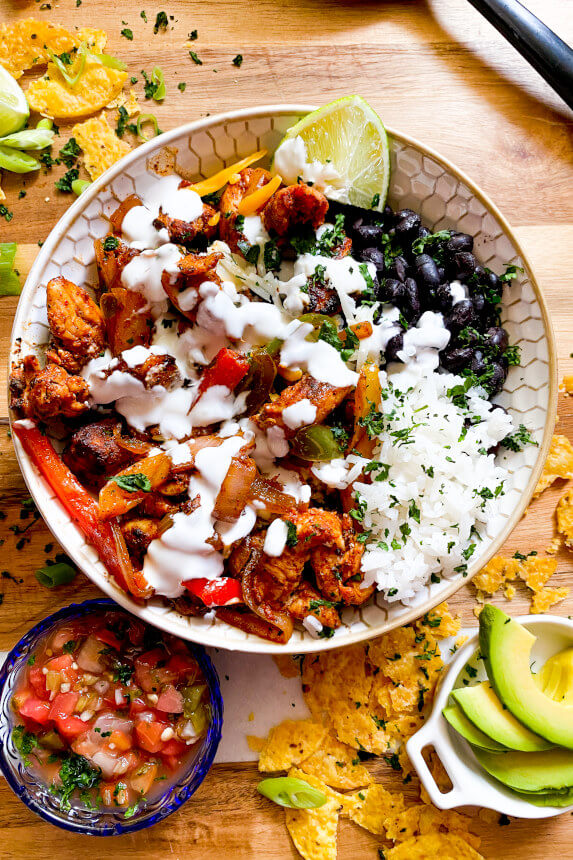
538 647 573 704
442 702 508 752
479 605 573 749
512 788 573 808
472 745 573 792
451 682 553 751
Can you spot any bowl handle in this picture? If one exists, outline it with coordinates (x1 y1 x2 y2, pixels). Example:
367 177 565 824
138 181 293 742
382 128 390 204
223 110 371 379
406 717 474 809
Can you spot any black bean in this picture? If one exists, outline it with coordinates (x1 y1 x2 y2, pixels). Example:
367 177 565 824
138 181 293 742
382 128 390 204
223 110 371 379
387 255 408 282
385 332 404 362
472 265 486 284
402 278 421 322
470 349 490 376
485 326 509 352
383 204 394 221
436 283 453 312
351 216 364 235
445 299 477 331
447 232 473 255
484 269 501 293
488 361 507 394
379 278 405 304
441 346 473 372
394 209 421 236
354 224 385 246
359 247 386 274
453 251 478 281
417 225 431 240
472 294 486 315
490 402 508 415
437 265 445 282
415 254 441 289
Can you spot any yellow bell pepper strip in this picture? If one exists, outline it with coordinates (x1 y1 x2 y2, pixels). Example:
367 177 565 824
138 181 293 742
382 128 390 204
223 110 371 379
188 149 267 196
238 173 282 216
99 453 171 519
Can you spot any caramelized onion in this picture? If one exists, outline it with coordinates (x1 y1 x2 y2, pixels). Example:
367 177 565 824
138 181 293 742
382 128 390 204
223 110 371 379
238 350 277 416
240 553 294 644
110 520 153 600
112 425 152 456
249 474 299 515
216 608 293 644
213 455 257 521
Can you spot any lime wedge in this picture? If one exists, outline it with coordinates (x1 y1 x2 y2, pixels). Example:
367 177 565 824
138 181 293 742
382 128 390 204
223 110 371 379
0 66 29 137
275 95 390 211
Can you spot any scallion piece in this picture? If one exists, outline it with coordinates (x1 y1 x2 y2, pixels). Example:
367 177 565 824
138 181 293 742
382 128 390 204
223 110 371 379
257 777 327 809
0 129 55 150
47 45 87 86
72 178 91 195
0 145 40 173
36 118 53 130
150 66 166 101
35 562 77 588
0 243 21 296
88 51 128 71
136 113 162 141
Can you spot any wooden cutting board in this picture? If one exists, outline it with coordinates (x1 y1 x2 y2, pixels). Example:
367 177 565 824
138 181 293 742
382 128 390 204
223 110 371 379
0 0 572 856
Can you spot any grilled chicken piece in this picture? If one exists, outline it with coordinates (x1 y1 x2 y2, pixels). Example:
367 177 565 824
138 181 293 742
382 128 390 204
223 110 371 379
219 167 272 252
255 374 351 437
46 276 106 373
162 250 222 320
287 507 346 551
285 581 342 629
10 355 89 420
153 203 219 247
121 517 163 558
62 418 137 487
262 183 328 236
311 514 375 605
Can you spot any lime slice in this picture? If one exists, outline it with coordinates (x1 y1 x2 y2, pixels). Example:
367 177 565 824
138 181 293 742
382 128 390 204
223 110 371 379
276 95 390 211
0 66 29 137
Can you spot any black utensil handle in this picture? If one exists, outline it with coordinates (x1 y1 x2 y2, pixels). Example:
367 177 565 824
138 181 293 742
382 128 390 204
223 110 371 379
467 0 573 111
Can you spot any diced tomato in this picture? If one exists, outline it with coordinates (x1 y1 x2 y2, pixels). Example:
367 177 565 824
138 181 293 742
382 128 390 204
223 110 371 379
165 654 199 679
156 685 184 713
129 761 158 795
134 648 166 692
95 628 123 651
55 714 89 740
134 720 166 753
198 347 250 395
45 654 78 684
18 696 52 725
49 691 80 721
107 730 132 752
183 577 243 607
163 754 184 772
129 696 148 716
136 648 166 668
160 738 187 757
28 666 49 700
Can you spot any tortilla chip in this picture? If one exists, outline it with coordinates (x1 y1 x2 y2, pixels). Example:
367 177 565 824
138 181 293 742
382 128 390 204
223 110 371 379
0 185 5 202
0 19 77 78
273 654 302 679
531 586 569 614
521 555 558 592
557 490 573 548
563 375 573 394
473 556 521 597
107 87 139 116
76 27 107 53
26 60 127 119
534 434 573 498
258 719 326 772
285 798 340 860
246 735 265 753
302 644 373 728
386 833 485 860
288 767 359 816
348 783 405 835
385 804 480 849
417 602 461 639
299 732 372 790
72 113 131 179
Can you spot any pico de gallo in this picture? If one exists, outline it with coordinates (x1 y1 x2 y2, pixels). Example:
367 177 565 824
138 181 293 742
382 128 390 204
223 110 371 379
11 609 211 816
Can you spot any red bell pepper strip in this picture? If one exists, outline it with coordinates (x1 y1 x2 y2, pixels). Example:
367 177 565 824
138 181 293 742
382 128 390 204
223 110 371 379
198 348 250 395
12 420 149 600
183 577 243 607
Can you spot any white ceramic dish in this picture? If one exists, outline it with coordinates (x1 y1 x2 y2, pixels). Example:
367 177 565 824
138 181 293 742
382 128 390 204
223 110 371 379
9 104 557 652
407 614 573 818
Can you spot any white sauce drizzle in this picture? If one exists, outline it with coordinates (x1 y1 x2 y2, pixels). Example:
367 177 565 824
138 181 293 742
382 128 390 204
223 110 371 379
263 519 288 557
282 398 317 430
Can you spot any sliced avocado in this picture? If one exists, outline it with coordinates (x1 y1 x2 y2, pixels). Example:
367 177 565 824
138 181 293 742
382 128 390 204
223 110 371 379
512 788 573 808
479 605 573 749
538 647 573 705
472 745 573 792
442 702 508 752
451 682 552 752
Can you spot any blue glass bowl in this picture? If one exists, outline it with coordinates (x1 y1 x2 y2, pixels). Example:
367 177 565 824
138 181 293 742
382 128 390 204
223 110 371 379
0 598 223 835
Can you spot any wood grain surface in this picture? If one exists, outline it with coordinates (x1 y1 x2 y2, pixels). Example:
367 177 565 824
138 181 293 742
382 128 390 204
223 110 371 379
0 0 572 857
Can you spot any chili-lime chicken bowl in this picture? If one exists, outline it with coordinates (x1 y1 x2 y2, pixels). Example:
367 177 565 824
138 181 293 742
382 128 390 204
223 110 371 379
9 104 557 653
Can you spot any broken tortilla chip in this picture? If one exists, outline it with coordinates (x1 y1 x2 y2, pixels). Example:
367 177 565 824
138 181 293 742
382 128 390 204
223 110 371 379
107 88 139 116
26 60 127 119
386 832 485 860
299 732 372 790
72 113 131 179
76 27 107 53
288 767 358 816
348 783 405 835
534 434 573 498
385 804 480 849
0 19 77 78
258 720 326 772
556 489 573 548
285 798 340 860
273 654 302 679
531 586 570 614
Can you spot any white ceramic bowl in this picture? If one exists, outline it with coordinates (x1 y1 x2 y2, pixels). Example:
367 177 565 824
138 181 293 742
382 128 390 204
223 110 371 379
407 614 573 818
9 104 557 653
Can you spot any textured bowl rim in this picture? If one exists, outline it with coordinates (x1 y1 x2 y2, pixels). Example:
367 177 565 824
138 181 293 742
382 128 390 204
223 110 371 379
0 597 223 835
8 103 558 654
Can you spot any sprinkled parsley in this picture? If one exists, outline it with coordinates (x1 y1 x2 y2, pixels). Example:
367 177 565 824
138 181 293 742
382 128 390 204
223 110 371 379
153 11 168 33
232 54 243 67
55 168 79 193
111 473 152 493
189 50 203 65
500 424 538 452
121 28 134 40
285 520 298 548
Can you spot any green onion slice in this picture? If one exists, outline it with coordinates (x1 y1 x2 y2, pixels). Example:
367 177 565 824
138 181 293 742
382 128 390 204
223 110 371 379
89 51 128 71
0 129 55 150
0 243 17 270
36 118 53 130
47 45 87 87
0 144 40 173
257 777 327 809
150 66 166 101
35 562 78 588
136 113 162 141
72 179 91 196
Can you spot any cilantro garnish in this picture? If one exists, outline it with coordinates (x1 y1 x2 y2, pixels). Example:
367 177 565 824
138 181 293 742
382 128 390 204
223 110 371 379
111 473 152 493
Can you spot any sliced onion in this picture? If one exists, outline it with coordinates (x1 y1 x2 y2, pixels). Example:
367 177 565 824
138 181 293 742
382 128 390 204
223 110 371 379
213 455 257 521
238 350 277 415
238 558 294 643
249 474 298 515
94 679 110 695
112 425 153 456
217 606 293 644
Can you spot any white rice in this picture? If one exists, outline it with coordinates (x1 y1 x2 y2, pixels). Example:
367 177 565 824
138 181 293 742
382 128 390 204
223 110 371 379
349 366 514 603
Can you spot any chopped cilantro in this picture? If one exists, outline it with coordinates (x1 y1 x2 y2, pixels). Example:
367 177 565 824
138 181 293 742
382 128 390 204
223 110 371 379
153 11 168 33
121 28 134 40
103 236 119 251
177 81 187 92
285 520 298 548
0 205 14 222
58 137 80 167
237 239 260 265
55 168 79 193
500 424 538 452
53 753 101 811
358 402 384 438
12 726 38 765
189 29 198 40
411 229 451 258
232 54 243 67
189 50 203 65
140 10 147 21
370 192 380 209
499 264 523 284
62 639 77 653
113 661 134 684
111 473 152 493
263 239 281 271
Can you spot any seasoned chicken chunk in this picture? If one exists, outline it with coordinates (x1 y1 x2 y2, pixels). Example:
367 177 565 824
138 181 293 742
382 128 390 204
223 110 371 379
228 534 306 604
121 517 163 559
255 374 351 437
10 356 89 420
311 514 375 605
46 276 106 373
262 183 328 236
287 508 346 551
162 250 222 320
62 418 137 487
153 202 219 247
285 581 342 629
219 167 272 252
